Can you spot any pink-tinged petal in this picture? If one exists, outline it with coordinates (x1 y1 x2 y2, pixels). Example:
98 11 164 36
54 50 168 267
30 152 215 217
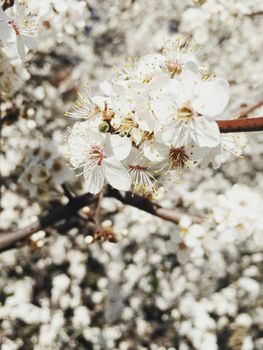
104 157 131 191
109 134 131 160
83 165 105 194
193 77 230 116
191 118 221 148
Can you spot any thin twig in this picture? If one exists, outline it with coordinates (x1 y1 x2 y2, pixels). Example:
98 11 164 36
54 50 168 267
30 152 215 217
239 100 263 118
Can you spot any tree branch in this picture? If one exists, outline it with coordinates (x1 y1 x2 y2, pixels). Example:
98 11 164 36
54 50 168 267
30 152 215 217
239 100 263 118
0 189 203 253
0 192 94 253
106 188 203 224
217 117 263 133
2 0 15 11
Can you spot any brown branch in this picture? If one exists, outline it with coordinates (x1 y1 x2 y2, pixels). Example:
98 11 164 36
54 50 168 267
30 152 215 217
239 100 263 118
217 117 263 133
2 0 15 11
0 192 94 253
106 188 203 225
0 189 203 253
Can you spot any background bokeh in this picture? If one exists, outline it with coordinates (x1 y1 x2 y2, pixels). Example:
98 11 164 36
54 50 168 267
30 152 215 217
0 1 263 349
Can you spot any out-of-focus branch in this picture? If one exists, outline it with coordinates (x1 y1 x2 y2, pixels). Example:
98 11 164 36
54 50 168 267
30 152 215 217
2 0 15 11
0 192 94 253
0 188 203 253
217 117 263 133
239 100 263 118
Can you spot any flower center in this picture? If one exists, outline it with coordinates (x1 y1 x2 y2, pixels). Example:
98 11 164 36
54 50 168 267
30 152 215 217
166 60 182 77
9 20 20 36
90 145 104 166
169 146 189 169
129 165 148 171
176 105 194 119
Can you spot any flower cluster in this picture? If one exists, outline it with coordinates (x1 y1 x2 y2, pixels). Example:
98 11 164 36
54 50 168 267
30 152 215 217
66 38 246 196
19 143 72 200
0 1 38 62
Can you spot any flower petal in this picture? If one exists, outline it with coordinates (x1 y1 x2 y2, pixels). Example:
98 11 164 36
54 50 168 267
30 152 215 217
109 134 132 160
104 157 131 191
193 77 230 116
143 141 169 162
191 118 221 148
83 165 105 194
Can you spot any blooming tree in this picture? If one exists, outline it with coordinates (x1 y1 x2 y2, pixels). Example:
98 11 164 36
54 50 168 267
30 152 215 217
1 1 263 348
0 0 263 262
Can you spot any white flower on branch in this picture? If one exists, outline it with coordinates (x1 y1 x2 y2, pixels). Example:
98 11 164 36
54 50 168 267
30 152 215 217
153 64 230 148
67 121 132 194
0 1 38 61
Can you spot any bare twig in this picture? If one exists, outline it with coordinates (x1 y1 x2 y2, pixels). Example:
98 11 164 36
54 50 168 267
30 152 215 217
239 100 263 118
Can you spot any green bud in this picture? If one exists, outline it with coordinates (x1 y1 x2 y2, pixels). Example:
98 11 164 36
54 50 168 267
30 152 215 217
98 121 110 133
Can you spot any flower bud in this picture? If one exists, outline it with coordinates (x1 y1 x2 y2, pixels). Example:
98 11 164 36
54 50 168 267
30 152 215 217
98 121 110 133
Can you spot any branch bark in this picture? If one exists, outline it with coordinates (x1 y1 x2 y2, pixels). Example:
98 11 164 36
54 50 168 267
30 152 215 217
217 117 263 133
0 192 94 252
0 189 203 253
2 0 15 11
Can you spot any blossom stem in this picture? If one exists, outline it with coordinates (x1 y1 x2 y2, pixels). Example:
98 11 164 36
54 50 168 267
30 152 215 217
217 117 263 133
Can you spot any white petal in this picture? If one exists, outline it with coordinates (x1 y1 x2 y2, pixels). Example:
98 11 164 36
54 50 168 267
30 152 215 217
134 108 155 132
200 146 222 170
151 98 171 123
109 134 131 160
136 53 165 77
23 36 38 50
100 80 112 95
191 118 221 148
193 77 230 116
178 65 200 102
104 157 131 191
17 37 27 59
0 22 13 41
83 165 105 194
92 96 111 109
143 141 169 162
